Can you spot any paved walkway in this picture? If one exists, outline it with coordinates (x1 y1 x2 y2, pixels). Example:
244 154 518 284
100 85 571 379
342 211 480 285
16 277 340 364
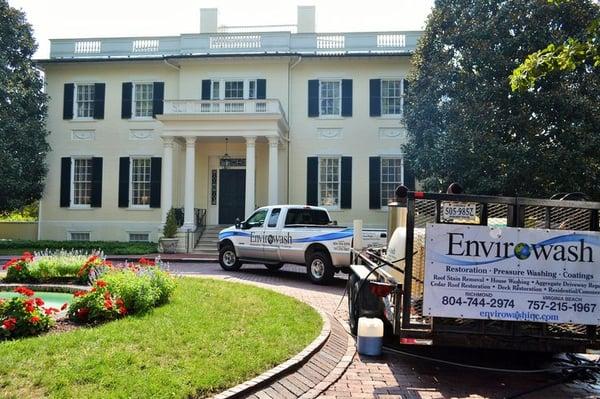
169 262 600 399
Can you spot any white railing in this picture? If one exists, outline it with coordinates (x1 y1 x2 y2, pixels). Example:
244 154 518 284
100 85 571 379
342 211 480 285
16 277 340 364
163 99 285 117
49 31 422 58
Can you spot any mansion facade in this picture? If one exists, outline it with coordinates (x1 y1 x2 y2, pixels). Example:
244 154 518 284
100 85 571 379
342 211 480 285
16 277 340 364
37 7 421 248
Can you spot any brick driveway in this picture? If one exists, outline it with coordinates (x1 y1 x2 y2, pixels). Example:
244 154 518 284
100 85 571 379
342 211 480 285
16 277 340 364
169 262 600 399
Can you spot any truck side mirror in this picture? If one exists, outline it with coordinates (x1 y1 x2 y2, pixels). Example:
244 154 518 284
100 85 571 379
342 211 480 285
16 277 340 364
332 220 338 226
235 218 241 229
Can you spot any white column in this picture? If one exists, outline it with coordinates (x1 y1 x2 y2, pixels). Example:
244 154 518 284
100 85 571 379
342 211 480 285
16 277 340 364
268 136 279 205
161 136 175 224
245 136 256 218
183 137 196 229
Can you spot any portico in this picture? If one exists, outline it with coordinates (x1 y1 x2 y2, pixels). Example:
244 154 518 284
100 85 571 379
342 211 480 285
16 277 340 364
157 99 289 229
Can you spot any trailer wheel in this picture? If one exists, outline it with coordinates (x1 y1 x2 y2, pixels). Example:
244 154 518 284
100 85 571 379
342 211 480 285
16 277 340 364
306 252 334 284
265 262 284 271
347 274 360 335
219 245 242 271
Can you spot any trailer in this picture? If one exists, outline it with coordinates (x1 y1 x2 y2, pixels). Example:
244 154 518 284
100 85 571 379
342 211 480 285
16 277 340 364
347 185 600 352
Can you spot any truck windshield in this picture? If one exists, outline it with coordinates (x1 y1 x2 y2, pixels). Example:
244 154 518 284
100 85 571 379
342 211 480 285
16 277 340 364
284 209 331 226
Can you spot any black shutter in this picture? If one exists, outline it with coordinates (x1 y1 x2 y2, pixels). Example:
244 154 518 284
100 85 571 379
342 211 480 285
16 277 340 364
340 157 352 209
63 83 74 120
93 83 105 119
369 157 381 209
150 157 162 208
306 157 318 205
152 82 164 117
404 158 416 190
256 79 266 99
121 82 132 119
60 157 71 207
90 157 103 208
341 79 353 117
201 79 211 100
118 157 130 207
369 79 381 117
308 79 319 117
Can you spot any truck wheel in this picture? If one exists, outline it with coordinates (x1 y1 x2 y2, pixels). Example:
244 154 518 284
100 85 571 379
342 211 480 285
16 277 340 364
219 245 242 271
306 252 335 285
265 262 285 271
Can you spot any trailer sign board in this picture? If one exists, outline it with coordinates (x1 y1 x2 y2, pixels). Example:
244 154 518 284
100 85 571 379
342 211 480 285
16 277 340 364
423 223 600 325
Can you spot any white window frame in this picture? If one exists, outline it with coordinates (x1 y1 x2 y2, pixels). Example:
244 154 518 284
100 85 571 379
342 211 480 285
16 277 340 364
70 157 93 209
318 156 341 210
318 80 342 117
210 79 259 100
69 231 91 241
380 78 405 117
73 83 95 120
128 232 150 242
132 82 154 119
380 156 404 209
129 157 152 208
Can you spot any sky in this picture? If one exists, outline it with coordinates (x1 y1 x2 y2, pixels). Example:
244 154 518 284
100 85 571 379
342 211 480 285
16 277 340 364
7 0 435 59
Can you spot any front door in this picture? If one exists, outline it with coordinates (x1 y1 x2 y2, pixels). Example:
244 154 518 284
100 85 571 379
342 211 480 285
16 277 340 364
218 169 246 225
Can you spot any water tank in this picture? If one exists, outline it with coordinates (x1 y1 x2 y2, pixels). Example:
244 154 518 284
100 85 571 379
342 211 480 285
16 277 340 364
357 317 384 356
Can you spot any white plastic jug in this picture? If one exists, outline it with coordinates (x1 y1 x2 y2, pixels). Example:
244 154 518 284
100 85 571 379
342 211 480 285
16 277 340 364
357 317 384 356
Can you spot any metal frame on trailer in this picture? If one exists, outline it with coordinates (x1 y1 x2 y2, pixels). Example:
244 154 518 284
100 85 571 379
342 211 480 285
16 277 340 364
355 189 600 351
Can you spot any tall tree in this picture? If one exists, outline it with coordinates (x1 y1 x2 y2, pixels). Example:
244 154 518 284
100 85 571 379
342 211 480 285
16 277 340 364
0 0 49 213
511 0 600 90
404 0 600 198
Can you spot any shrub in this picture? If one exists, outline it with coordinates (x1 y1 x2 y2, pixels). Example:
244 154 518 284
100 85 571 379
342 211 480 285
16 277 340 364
2 252 34 282
68 259 175 324
0 240 157 255
163 208 178 238
0 286 58 339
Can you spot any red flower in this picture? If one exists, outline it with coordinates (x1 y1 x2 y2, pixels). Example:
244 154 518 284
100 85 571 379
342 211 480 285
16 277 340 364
139 257 155 266
14 286 35 297
14 265 22 272
2 258 17 270
2 317 17 331
35 297 45 307
116 298 124 307
118 306 127 315
30 316 40 324
104 299 113 310
44 307 59 315
76 307 89 319
104 260 113 267
24 299 35 313
73 290 87 298
21 252 34 262
96 280 107 288
61 302 69 311
103 291 111 300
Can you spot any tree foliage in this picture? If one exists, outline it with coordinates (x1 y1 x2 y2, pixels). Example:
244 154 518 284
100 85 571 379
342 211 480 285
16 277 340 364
511 0 600 90
0 0 49 213
404 0 600 199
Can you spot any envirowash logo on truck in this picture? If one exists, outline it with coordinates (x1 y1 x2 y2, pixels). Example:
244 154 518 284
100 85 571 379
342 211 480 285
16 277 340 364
250 232 293 245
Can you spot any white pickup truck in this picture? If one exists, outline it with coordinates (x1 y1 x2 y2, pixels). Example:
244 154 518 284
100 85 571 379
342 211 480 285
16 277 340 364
218 205 387 284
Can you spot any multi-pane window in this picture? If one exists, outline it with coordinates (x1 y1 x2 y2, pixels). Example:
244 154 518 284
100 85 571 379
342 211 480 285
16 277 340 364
129 233 150 242
75 84 95 118
319 157 340 207
133 83 153 117
248 80 257 99
69 232 90 241
381 79 403 115
381 157 404 207
211 81 220 99
224 80 244 99
130 158 151 206
72 158 92 206
319 81 341 116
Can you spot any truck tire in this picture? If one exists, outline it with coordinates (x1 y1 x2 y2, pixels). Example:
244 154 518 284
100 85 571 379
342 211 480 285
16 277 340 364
265 262 284 271
306 252 335 285
219 245 242 271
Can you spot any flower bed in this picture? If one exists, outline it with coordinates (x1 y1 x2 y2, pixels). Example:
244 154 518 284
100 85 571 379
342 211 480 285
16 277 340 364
1 254 175 339
0 286 65 339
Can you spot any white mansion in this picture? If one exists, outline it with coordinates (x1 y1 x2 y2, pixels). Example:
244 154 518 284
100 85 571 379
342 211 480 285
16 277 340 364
37 7 420 249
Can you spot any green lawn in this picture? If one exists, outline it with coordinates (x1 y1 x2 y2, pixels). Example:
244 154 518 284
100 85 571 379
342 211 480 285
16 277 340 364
0 278 322 398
